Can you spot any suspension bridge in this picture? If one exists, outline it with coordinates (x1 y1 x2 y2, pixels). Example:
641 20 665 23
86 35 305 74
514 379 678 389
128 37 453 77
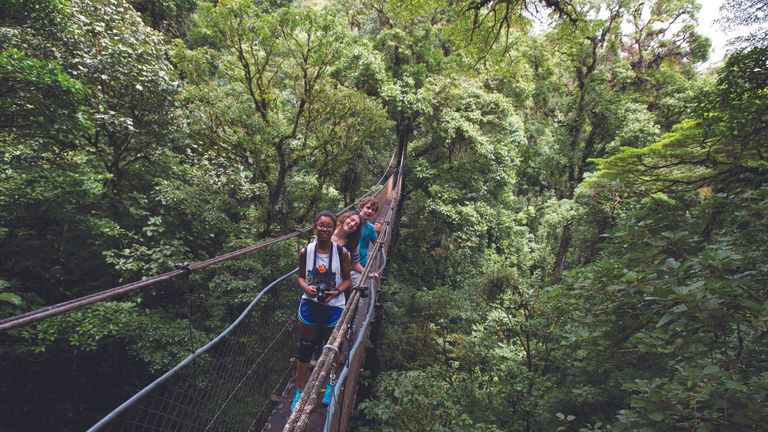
0 151 406 432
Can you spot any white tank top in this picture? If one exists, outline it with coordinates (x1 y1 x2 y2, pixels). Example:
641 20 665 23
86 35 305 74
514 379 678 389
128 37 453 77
302 241 345 308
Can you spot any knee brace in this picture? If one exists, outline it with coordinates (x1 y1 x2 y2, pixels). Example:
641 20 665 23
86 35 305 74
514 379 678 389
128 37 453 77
297 339 314 363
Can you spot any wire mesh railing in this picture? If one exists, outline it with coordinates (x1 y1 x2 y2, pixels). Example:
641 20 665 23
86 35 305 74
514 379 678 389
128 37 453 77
88 269 299 431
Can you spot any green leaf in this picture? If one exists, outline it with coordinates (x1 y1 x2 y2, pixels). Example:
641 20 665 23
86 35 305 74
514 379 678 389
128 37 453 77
0 292 23 305
657 313 675 327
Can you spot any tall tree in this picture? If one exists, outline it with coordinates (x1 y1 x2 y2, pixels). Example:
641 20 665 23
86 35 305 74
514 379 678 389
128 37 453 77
65 0 181 211
547 0 624 281
179 1 392 234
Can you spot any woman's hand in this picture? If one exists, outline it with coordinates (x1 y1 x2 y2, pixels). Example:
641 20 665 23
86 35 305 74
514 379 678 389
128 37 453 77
303 284 318 297
368 272 380 279
323 290 342 302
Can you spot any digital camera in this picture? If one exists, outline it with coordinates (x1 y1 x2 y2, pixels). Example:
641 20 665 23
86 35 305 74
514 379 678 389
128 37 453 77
315 281 333 302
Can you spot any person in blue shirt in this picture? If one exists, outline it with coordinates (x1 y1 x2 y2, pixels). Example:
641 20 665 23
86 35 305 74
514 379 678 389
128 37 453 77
357 196 381 269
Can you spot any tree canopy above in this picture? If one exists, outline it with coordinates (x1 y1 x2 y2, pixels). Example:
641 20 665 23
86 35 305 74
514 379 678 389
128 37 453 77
1 0 766 430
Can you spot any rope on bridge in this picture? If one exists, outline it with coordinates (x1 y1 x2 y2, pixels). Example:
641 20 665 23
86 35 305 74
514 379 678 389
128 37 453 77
323 263 380 431
0 230 308 333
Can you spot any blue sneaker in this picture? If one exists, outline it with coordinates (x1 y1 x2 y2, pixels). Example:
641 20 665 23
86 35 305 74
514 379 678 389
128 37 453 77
322 384 333 405
291 389 302 411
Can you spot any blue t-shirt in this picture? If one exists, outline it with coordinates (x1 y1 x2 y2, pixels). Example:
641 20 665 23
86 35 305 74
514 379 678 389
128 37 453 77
358 221 378 267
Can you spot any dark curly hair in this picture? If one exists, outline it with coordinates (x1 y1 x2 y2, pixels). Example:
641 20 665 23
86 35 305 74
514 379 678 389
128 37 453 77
314 211 337 228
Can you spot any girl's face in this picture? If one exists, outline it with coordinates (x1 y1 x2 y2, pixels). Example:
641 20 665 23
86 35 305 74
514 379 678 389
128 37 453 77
315 216 335 241
342 214 361 234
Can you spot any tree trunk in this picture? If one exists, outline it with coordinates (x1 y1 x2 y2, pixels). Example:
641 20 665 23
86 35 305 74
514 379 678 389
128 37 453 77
262 141 290 236
552 222 572 282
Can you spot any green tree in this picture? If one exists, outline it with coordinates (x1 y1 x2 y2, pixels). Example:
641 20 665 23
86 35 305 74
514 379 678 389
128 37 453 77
544 0 624 280
549 45 768 431
64 0 181 209
593 47 767 195
129 0 198 37
179 1 393 233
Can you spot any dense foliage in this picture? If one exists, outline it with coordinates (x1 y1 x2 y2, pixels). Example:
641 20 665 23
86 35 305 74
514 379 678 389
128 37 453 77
1 0 765 430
